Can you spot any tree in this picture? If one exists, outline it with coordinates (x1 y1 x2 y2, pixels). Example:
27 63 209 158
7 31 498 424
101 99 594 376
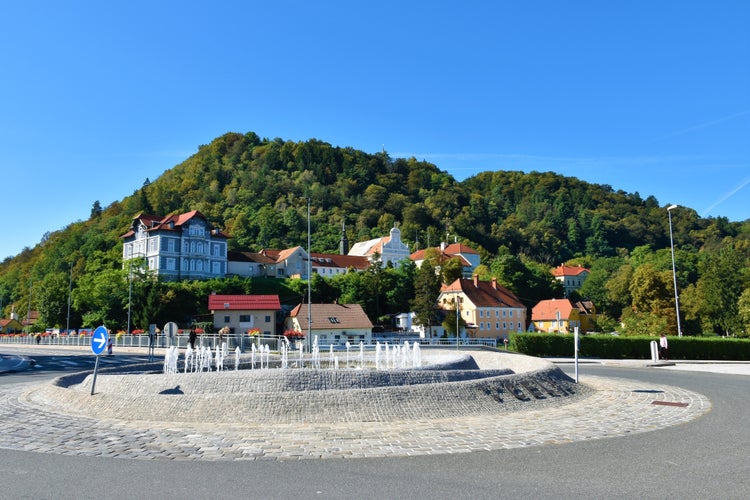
411 260 441 337
738 288 750 337
441 257 464 284
90 200 102 218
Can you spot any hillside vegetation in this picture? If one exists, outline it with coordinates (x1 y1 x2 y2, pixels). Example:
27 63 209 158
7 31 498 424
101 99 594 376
1 131 749 336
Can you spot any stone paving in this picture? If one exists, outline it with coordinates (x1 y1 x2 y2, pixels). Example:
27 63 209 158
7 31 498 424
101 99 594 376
0 370 711 461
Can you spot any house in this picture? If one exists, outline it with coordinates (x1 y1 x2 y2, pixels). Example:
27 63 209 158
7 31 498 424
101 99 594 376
309 253 370 277
394 311 447 339
437 275 526 339
0 318 24 334
208 294 281 337
531 298 597 333
348 226 411 268
284 303 373 346
410 241 481 278
551 265 590 296
122 210 229 280
227 248 369 279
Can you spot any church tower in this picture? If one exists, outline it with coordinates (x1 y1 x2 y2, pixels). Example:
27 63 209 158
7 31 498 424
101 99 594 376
339 219 349 255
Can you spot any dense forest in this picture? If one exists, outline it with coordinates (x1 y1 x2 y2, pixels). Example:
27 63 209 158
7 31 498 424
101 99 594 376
1 131 749 336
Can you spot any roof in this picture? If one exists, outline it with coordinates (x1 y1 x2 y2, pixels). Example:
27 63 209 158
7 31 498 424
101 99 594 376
410 248 472 267
288 303 373 330
441 277 524 309
442 243 479 255
122 210 230 239
310 253 370 270
551 265 590 277
208 294 281 311
532 298 574 320
348 236 389 256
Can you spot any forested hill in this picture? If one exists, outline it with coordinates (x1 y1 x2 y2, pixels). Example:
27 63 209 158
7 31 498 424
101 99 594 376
134 131 742 262
1 131 749 334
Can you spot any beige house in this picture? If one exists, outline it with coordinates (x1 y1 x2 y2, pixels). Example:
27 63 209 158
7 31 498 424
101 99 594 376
285 303 373 346
437 275 527 340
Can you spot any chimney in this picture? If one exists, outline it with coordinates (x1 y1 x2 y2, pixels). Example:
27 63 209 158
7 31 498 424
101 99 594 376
473 274 479 287
491 277 498 290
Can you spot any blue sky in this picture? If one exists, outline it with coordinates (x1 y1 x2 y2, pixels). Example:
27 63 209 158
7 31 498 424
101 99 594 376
1 1 748 261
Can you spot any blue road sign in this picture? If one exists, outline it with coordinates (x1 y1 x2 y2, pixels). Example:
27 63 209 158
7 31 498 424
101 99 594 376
91 326 109 355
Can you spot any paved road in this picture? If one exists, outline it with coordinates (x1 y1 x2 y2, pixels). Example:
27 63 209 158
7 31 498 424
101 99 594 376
0 351 747 499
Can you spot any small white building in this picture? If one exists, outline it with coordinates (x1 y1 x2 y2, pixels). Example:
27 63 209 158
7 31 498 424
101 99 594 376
348 226 411 268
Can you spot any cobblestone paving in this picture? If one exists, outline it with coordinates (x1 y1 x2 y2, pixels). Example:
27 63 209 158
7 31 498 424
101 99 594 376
0 375 710 461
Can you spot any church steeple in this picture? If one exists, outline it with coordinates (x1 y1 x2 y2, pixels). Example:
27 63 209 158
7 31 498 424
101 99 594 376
339 219 349 255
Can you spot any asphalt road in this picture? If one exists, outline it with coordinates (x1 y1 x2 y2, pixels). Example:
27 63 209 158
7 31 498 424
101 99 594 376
0 360 747 499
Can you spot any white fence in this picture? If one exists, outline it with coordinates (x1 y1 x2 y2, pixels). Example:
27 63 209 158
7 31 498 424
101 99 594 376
0 333 499 351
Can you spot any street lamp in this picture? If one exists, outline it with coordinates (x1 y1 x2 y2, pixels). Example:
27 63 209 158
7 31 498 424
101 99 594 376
667 204 683 337
455 294 461 349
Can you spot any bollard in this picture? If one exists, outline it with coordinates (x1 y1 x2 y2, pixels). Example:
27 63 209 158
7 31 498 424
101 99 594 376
650 340 659 362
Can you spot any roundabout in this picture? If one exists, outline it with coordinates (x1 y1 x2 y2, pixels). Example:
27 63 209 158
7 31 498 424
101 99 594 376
2 348 711 461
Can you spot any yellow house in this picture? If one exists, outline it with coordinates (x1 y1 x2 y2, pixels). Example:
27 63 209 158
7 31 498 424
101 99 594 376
531 298 597 333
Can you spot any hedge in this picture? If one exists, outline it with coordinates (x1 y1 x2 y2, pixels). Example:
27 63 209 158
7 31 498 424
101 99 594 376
509 333 750 360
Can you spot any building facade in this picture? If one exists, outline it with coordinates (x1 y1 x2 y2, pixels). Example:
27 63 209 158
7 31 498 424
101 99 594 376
348 226 411 268
208 294 281 336
121 211 229 280
437 275 527 340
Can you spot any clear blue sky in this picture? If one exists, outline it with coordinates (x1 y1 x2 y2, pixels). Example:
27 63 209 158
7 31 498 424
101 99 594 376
2 1 748 261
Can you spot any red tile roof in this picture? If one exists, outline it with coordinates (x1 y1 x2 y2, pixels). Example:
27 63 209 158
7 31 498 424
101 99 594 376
551 265 589 277
208 295 281 311
122 210 230 238
441 277 524 309
532 298 574 320
289 303 373 330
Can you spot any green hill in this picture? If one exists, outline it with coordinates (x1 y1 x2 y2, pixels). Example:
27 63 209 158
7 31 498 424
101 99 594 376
1 131 749 336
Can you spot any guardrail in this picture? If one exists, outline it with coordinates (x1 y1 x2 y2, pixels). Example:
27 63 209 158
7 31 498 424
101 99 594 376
0 333 499 351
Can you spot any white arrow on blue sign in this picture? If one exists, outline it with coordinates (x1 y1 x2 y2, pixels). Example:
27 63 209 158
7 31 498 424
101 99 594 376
91 326 109 355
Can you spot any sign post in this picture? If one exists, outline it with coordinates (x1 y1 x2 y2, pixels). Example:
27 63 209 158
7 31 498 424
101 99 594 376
573 326 579 384
90 325 109 395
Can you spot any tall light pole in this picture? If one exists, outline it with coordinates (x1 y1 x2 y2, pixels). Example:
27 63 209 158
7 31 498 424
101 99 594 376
66 263 73 334
307 197 312 352
667 204 683 337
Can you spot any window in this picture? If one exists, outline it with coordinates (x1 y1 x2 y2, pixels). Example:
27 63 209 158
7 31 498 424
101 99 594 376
518 322 522 330
239 315 251 322
502 310 506 317
496 322 500 330
328 317 340 324
479 323 484 330
479 310 483 318
265 316 271 322
212 261 220 274
503 322 507 330
224 316 230 323
166 258 176 270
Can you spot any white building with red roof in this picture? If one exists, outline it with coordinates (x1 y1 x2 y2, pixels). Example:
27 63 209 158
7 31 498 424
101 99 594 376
437 275 526 339
551 265 591 296
208 294 281 337
410 241 481 278
121 210 229 280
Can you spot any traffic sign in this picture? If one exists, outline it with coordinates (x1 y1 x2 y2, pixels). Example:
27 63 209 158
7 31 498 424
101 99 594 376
91 326 109 355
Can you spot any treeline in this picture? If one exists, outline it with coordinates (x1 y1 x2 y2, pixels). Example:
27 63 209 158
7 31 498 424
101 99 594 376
1 131 749 336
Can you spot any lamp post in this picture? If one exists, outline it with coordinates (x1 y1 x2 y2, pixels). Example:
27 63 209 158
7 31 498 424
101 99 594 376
307 197 312 352
455 294 461 349
66 263 73 334
667 204 683 337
